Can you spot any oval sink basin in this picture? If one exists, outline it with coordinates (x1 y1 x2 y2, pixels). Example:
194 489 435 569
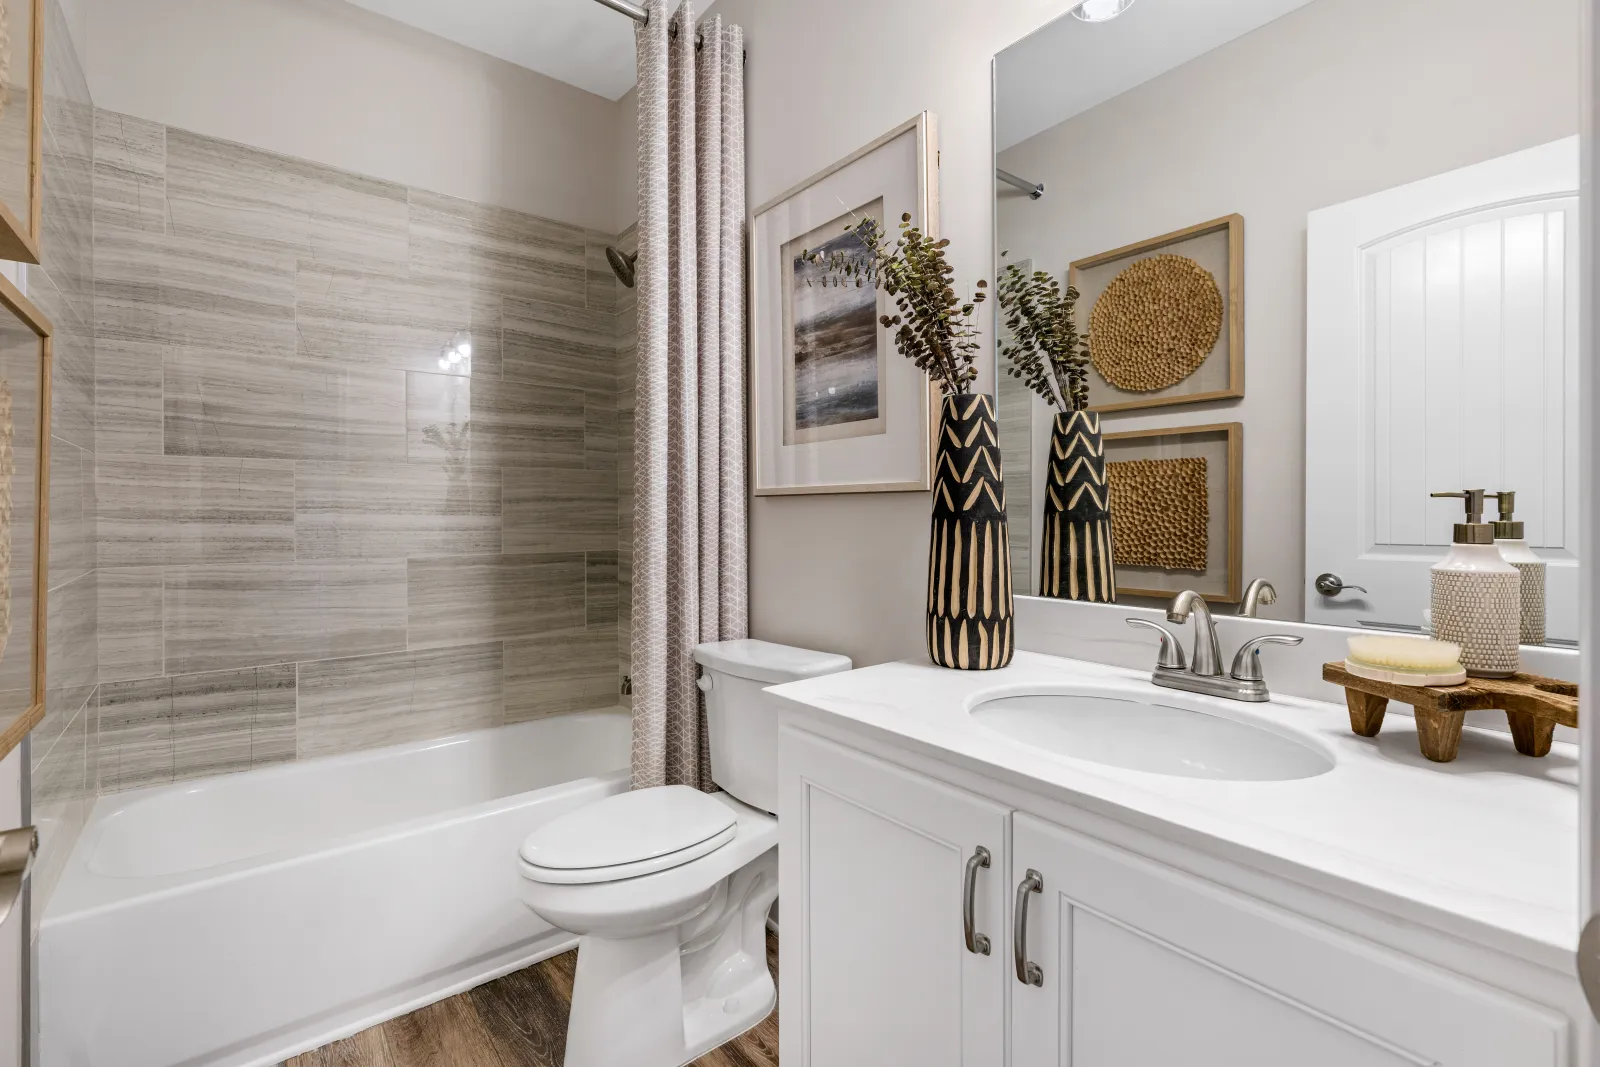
970 689 1334 782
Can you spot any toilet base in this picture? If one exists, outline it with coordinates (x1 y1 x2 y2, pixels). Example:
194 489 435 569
560 849 779 1067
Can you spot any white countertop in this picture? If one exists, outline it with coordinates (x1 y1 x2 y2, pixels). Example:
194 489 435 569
767 651 1579 974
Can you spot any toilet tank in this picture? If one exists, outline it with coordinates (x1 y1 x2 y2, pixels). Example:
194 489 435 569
693 640 852 815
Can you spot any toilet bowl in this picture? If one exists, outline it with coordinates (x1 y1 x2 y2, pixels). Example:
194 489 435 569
516 639 852 1067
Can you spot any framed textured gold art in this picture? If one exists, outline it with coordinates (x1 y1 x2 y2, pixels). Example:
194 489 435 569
1069 214 1243 414
749 113 940 495
0 0 42 264
1104 422 1241 603
0 269 50 761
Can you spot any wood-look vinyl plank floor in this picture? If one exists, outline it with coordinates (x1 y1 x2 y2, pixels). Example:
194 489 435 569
285 932 779 1067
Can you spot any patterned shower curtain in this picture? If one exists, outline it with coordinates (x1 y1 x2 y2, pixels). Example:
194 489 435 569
631 0 748 791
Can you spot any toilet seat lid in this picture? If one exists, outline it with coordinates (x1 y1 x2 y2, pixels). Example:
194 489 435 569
519 786 737 880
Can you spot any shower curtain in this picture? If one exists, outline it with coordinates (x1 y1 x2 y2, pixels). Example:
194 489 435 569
631 0 748 791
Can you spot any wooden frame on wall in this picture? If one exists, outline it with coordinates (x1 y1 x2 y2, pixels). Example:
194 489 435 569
0 271 50 759
0 0 44 264
1069 214 1244 414
1104 421 1242 603
749 112 941 495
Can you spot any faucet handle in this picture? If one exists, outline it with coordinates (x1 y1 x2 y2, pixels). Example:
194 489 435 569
1229 635 1304 683
1126 618 1187 672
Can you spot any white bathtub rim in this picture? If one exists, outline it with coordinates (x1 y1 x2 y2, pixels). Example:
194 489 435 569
46 767 627 924
52 711 629 906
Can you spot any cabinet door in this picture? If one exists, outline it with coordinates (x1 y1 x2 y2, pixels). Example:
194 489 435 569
1010 814 1565 1066
780 727 1010 1067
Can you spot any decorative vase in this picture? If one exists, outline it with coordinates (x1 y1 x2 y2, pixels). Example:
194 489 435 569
927 393 1015 670
1038 410 1117 602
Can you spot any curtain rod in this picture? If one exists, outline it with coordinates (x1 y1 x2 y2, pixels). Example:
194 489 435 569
590 0 708 47
997 168 1045 200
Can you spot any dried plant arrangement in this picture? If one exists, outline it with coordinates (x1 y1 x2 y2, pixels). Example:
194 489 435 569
803 213 987 395
996 255 1091 410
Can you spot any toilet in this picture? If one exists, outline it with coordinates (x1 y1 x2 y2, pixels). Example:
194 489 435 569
517 639 852 1067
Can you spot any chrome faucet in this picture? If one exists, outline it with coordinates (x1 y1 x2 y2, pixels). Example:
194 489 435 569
1125 585 1303 703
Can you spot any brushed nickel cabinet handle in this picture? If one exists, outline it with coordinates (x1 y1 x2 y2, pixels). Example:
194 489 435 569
1014 868 1043 986
962 846 991 956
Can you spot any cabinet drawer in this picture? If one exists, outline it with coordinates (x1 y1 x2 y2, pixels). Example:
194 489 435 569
1011 814 1566 1066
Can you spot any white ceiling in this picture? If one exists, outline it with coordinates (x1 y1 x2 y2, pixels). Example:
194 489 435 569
346 0 645 100
996 0 1320 151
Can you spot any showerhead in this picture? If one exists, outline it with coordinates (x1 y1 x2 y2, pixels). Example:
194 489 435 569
605 246 638 288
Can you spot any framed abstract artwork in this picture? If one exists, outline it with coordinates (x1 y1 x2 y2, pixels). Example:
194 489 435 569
0 0 42 263
1104 422 1241 603
1069 214 1243 414
750 113 938 495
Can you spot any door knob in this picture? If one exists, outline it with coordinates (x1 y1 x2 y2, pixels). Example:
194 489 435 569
1314 573 1367 597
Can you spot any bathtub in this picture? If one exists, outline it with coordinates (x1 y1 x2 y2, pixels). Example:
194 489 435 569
40 709 632 1067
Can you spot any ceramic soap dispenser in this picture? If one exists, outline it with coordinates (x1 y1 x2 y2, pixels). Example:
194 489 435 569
1429 490 1520 677
1491 490 1546 645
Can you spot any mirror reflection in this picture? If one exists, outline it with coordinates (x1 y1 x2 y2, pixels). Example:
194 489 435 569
993 0 1579 647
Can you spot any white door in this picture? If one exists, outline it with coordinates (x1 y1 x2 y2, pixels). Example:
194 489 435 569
1306 137 1580 641
1010 813 1563 1066
778 727 1010 1067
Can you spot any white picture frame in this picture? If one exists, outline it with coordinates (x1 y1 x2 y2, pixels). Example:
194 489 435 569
750 113 939 495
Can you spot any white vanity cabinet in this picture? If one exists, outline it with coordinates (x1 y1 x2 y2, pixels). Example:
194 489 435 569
779 724 1569 1067
1009 814 1561 1066
779 728 1010 1066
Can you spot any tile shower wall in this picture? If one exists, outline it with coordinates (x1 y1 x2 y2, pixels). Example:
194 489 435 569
92 111 627 793
31 0 99 913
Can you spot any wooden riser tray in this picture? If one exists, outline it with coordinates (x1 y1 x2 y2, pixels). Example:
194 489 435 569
1321 662 1578 764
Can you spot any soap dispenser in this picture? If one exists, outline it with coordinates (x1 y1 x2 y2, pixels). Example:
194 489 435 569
1429 490 1520 677
1491 490 1546 645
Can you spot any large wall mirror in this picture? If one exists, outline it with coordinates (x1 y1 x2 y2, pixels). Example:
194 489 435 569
993 0 1580 648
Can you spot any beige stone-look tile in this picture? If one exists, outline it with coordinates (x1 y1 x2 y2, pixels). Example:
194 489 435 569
585 392 617 473
99 567 164 682
405 372 584 470
98 455 296 566
166 127 410 273
295 268 474 375
501 467 618 554
46 571 97 721
171 664 297 781
48 439 91 589
585 233 620 315
94 226 165 346
98 677 175 792
586 551 618 631
51 313 96 453
408 189 586 305
468 291 503 381
502 296 617 396
504 631 616 722
93 109 166 234
297 642 502 759
33 693 89 806
165 561 408 675
295 461 501 560
165 349 408 462
160 232 297 357
96 338 165 455
407 553 585 649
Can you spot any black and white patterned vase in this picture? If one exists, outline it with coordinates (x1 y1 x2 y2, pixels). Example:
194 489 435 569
927 394 1014 670
1038 410 1117 602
